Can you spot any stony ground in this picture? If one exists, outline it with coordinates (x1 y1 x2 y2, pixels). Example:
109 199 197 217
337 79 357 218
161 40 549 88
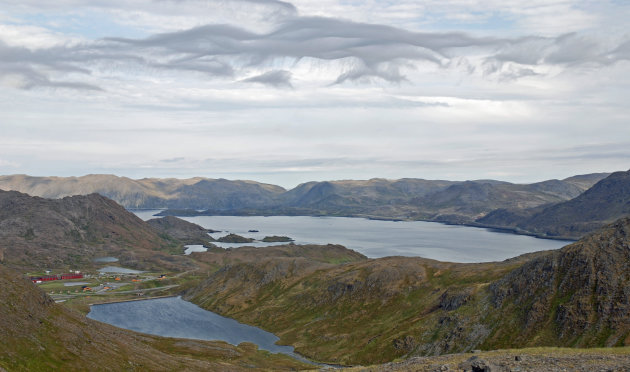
341 348 630 372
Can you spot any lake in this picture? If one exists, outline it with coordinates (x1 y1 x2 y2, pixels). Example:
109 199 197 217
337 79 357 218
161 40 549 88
87 296 298 357
184 244 208 255
98 266 144 274
133 211 572 262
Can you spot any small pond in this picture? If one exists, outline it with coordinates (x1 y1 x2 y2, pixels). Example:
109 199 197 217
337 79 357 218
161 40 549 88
87 296 297 357
98 266 144 274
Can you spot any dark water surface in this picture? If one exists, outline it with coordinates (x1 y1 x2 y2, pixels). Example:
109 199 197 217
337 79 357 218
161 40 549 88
133 211 572 262
87 296 296 355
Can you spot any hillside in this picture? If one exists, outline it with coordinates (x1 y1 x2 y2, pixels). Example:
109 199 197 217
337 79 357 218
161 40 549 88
0 190 193 272
146 216 215 245
483 217 630 349
0 264 310 371
479 169 630 238
184 218 630 365
409 179 588 223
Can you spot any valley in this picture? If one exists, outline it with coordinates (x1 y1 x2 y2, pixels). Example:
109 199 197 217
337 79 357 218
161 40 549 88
1 171 629 371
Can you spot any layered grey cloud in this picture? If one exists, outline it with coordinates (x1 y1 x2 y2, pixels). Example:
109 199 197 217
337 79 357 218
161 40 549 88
1 12 629 91
242 70 292 88
0 0 628 185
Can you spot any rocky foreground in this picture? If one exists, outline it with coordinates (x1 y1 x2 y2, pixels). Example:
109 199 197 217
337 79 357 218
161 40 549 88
348 347 630 371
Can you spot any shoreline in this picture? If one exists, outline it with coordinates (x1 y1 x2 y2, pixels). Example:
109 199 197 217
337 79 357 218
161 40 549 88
148 209 577 242
88 294 177 306
86 294 339 368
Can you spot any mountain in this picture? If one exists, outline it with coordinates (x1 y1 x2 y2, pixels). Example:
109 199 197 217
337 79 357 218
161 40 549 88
479 170 630 238
0 190 193 272
409 179 588 223
0 174 285 209
190 175 608 223
0 172 613 227
184 217 630 365
0 263 310 371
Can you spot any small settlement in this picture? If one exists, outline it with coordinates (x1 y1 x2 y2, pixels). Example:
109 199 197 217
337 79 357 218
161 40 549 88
30 272 83 283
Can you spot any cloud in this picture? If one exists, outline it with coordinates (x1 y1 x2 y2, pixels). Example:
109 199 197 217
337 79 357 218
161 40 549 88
0 42 102 90
242 70 292 88
2 6 630 90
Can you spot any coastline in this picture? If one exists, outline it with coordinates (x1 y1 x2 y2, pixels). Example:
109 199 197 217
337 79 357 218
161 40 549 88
150 208 578 242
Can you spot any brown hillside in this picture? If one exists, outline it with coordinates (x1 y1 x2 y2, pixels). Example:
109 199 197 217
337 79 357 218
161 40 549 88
0 190 192 272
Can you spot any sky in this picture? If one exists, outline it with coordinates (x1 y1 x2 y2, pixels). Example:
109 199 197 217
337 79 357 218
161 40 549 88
0 0 629 188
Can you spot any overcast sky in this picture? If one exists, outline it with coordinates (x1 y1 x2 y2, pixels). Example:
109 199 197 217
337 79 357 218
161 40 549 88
1 0 629 188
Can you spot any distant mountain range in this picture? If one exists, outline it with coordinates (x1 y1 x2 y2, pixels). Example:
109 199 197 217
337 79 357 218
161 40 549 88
479 169 630 239
0 172 613 230
0 174 284 210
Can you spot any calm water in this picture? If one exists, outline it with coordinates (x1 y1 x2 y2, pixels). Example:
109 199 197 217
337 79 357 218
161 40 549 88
133 211 572 262
87 296 296 356
98 266 144 274
184 244 208 255
93 256 119 263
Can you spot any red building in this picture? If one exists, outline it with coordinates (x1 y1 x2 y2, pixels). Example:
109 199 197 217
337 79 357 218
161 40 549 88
61 273 83 280
30 275 58 282
30 273 83 283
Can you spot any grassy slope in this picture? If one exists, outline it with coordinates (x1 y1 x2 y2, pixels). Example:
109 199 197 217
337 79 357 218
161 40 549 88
184 219 630 365
0 264 311 372
185 251 531 365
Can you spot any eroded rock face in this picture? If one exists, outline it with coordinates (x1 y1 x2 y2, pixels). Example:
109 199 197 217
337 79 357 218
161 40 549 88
439 289 473 311
488 217 630 347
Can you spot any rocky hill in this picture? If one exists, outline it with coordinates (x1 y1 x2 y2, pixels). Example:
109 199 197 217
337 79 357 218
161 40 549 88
184 217 630 365
0 190 193 272
0 263 310 371
146 216 215 245
478 169 630 238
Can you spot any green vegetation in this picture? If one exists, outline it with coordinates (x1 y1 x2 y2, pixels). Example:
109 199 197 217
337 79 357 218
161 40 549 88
217 233 255 243
262 235 294 242
183 218 630 365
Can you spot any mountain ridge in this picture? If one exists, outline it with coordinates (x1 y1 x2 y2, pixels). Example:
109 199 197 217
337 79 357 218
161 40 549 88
183 217 630 365
478 169 630 239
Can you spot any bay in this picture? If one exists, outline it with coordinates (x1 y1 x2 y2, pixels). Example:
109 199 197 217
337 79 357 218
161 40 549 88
133 211 571 262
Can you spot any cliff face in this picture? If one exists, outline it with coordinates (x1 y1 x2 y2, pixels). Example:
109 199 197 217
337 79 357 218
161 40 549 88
486 217 630 348
0 190 192 271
